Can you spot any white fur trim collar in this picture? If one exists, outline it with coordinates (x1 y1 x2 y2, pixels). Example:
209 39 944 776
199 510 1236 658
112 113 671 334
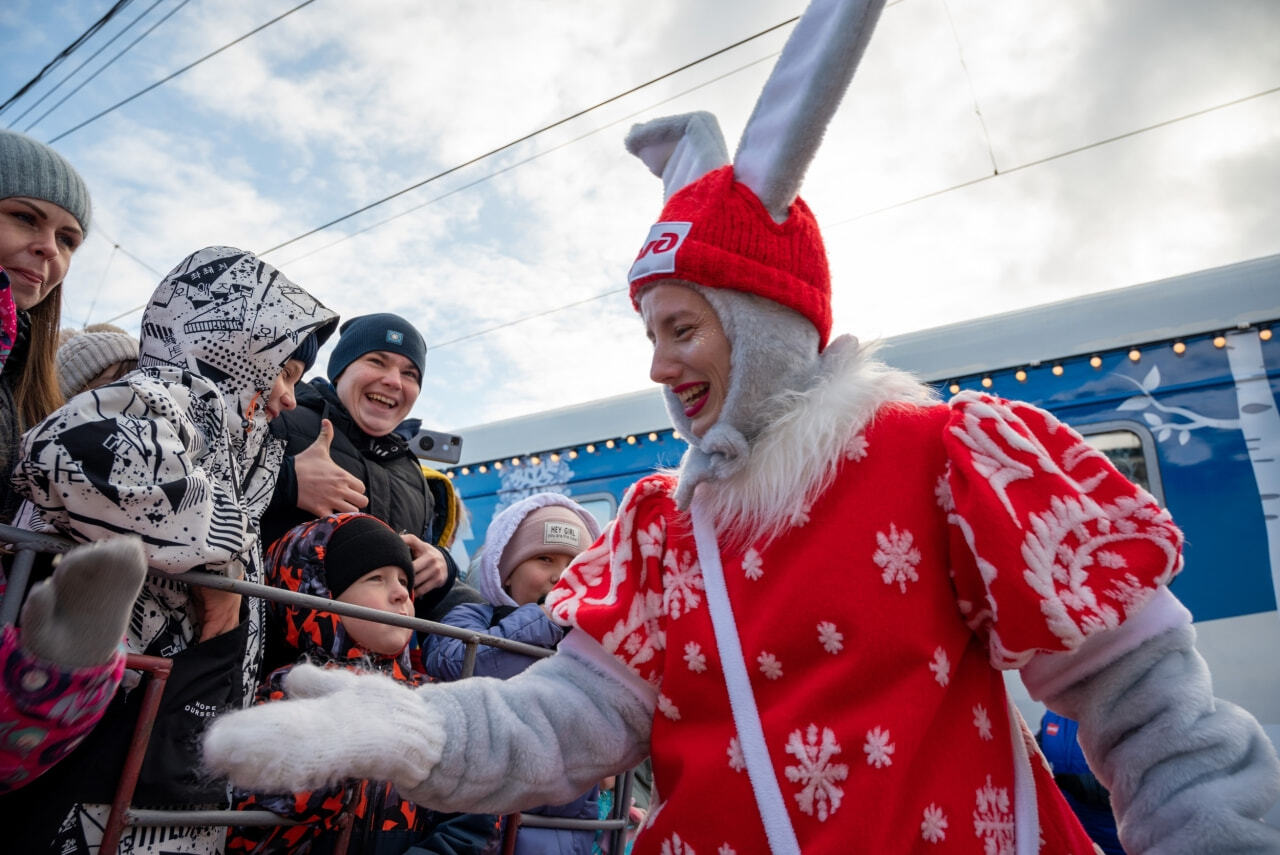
685 334 936 549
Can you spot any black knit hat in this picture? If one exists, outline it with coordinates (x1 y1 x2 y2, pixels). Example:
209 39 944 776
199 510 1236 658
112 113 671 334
327 313 426 382
322 514 414 598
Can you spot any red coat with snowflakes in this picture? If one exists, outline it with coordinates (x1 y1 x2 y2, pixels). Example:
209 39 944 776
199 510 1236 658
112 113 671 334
547 392 1182 854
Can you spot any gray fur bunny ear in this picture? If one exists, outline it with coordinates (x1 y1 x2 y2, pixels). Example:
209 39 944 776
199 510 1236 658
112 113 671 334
625 111 730 203
735 0 888 221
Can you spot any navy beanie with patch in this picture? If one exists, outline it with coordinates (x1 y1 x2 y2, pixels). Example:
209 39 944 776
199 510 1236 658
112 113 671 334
327 313 426 382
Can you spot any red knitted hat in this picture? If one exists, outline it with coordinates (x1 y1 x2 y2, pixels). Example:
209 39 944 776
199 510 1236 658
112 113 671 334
627 165 832 350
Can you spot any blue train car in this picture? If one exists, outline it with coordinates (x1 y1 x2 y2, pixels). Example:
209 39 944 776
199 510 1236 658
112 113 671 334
444 253 1280 766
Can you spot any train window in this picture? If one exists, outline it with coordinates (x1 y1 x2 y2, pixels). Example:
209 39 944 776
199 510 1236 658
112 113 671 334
1077 421 1164 505
573 492 618 528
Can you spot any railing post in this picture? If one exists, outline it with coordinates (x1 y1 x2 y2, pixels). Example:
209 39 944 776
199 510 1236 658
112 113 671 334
101 653 173 853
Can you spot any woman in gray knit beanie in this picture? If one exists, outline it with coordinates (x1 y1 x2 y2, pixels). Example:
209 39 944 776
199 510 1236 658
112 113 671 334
0 128 93 521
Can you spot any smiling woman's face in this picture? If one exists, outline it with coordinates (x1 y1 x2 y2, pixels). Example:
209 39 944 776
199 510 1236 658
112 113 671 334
0 196 82 311
641 282 732 439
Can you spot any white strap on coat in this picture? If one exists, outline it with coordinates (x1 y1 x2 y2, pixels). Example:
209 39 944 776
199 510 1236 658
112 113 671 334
691 497 800 855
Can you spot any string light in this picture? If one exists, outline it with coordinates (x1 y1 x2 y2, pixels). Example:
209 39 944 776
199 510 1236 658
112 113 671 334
569 450 579 459
648 432 658 441
550 452 560 462
1052 364 1064 376
511 457 521 466
981 376 993 388
1261 328 1273 342
478 464 488 473
493 461 503 470
1014 369 1027 382
1172 341 1186 355
530 455 541 465
605 439 616 449
446 470 454 478
671 431 681 440
626 435 637 445
1213 335 1227 348
460 466 470 475
948 382 960 394
1127 349 1141 362
585 444 595 453
1089 355 1102 369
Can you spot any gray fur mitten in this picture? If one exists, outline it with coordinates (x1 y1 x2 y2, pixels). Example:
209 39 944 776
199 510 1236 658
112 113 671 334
1046 623 1280 854
203 664 446 795
20 536 146 668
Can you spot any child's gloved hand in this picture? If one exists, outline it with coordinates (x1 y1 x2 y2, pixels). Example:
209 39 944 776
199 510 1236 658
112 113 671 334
202 663 445 795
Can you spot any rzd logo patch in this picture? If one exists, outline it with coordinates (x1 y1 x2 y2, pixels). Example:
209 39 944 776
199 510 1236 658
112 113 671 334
628 221 692 283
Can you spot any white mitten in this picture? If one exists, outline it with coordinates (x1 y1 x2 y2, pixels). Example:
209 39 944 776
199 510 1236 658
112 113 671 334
202 663 445 795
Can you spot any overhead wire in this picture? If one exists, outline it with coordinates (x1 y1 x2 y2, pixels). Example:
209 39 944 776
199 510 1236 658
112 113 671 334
46 0 321 144
24 0 195 134
0 0 135 118
7 0 168 130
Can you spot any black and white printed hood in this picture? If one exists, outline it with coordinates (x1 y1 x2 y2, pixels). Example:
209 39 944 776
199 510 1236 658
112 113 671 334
138 246 337 465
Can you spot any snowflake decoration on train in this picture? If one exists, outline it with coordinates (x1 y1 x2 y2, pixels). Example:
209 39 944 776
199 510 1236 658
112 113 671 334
784 724 848 821
494 457 574 511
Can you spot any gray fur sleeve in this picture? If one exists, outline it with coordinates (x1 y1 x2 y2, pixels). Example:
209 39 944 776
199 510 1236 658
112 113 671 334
1044 623 1280 853
407 641 654 813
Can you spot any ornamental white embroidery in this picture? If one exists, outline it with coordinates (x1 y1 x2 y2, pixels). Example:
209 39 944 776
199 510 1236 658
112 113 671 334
874 523 921 593
934 471 954 512
845 431 869 461
929 647 950 686
600 590 665 675
757 651 783 680
717 845 737 855
741 548 764 581
661 549 704 620
817 621 843 654
727 737 745 772
973 704 993 740
683 641 707 673
637 522 666 560
948 394 1037 523
783 724 849 821
973 775 1014 855
656 693 680 720
863 726 895 769
660 833 695 855
921 803 948 844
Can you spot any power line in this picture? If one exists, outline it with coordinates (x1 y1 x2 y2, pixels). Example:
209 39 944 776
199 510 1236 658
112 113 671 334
25 0 194 134
0 0 135 117
260 15 801 255
830 82 1280 227
46 0 321 144
8 0 167 129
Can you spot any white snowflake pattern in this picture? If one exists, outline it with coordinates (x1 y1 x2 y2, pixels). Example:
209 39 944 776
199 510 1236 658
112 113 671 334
783 724 849 821
874 523 922 593
726 737 745 772
637 522 666 560
817 621 844 654
601 590 665 674
844 431 869 461
683 641 707 673
929 647 950 686
757 651 783 680
791 506 811 527
716 845 737 855
661 550 705 620
741 548 764 581
973 704 993 741
935 471 955 511
973 775 1014 855
863 726 895 769
660 833 696 855
921 803 948 843
656 693 681 720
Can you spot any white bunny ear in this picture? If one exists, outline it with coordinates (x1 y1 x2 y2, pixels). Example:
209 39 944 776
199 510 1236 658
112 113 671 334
735 0 887 221
625 111 730 202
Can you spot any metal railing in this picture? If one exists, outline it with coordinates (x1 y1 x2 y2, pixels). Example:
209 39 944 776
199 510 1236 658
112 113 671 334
0 524 638 854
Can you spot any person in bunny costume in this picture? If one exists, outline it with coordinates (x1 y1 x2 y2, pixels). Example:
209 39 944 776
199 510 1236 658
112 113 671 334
204 1 1280 852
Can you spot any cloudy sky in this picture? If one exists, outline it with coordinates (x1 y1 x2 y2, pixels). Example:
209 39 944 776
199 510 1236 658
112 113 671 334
3 0 1278 432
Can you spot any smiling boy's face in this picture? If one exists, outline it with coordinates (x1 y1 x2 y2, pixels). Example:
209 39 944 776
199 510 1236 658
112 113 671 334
335 564 413 655
334 350 421 437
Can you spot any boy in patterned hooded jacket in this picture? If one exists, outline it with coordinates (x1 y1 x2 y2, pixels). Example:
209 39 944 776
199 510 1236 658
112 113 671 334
229 512 497 855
